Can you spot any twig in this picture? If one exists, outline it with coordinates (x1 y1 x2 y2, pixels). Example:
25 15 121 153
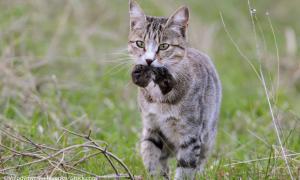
0 142 92 172
0 124 137 179
0 126 58 151
81 144 135 180
0 143 42 159
50 152 65 177
63 128 133 179
72 152 102 167
22 135 69 177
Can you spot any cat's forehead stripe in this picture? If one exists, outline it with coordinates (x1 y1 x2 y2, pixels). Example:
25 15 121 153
144 16 168 42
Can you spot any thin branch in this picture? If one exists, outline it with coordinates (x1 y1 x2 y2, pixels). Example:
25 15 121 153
0 142 92 172
72 152 102 167
0 126 58 151
0 124 137 179
63 128 133 179
49 152 65 177
22 135 69 176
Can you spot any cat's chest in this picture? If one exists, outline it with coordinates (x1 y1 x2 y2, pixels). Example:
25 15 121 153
145 103 179 122
143 103 188 145
145 81 164 101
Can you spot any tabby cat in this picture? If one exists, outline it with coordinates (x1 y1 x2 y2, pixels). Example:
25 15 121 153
128 0 222 179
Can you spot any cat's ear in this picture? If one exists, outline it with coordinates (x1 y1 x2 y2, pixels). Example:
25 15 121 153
129 0 146 30
165 6 189 37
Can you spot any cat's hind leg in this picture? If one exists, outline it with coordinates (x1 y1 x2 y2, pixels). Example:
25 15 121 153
175 137 202 180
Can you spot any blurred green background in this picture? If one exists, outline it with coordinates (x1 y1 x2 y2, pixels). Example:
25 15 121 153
0 0 299 179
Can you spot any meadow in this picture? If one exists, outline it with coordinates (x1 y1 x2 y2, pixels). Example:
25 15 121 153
0 0 299 179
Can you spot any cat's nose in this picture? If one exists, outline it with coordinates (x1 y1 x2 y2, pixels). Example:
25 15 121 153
146 59 153 66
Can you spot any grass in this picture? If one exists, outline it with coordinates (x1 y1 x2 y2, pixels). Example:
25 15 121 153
0 0 299 179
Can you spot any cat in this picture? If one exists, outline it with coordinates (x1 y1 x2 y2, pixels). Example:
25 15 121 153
128 0 222 179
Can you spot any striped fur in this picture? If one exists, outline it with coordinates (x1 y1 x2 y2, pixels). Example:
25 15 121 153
128 1 222 179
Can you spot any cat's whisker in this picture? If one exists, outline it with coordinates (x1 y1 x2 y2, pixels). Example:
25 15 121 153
99 60 131 64
98 58 132 64
107 52 129 55
108 50 130 58
102 61 132 78
110 47 128 54
110 52 130 57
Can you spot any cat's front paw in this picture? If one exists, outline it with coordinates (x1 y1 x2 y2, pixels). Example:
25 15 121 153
131 65 152 87
152 66 170 83
152 67 175 95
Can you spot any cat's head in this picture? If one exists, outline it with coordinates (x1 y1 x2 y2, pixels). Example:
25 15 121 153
128 0 189 68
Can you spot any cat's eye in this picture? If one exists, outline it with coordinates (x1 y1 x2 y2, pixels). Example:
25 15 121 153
159 43 170 51
136 41 145 48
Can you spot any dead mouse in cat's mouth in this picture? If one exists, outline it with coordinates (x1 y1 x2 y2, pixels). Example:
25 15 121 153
131 64 152 88
131 65 175 94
